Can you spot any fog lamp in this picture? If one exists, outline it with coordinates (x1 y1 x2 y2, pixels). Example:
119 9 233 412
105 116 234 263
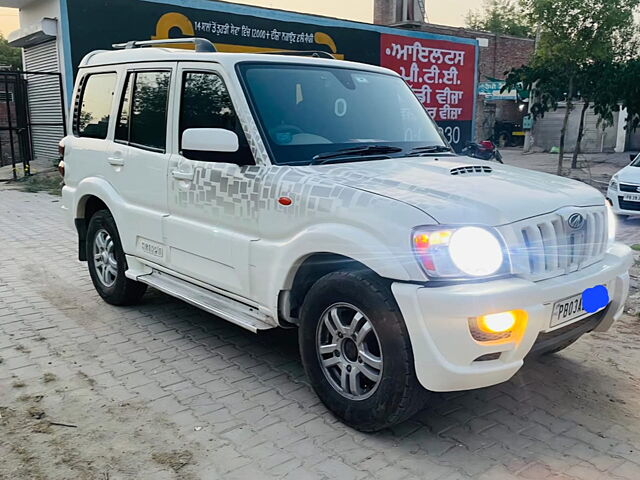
478 311 518 334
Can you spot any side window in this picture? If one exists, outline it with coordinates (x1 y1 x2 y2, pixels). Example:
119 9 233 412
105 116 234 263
76 72 117 139
115 70 171 152
179 71 252 164
115 72 133 142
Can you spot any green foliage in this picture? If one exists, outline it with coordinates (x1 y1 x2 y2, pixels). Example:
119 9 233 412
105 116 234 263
524 0 640 67
16 171 63 196
0 34 21 70
466 0 533 37
504 0 640 174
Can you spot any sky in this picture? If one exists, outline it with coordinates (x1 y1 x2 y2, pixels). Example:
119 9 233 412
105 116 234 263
0 0 481 37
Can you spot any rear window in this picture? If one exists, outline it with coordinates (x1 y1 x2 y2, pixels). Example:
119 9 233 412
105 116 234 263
75 72 117 139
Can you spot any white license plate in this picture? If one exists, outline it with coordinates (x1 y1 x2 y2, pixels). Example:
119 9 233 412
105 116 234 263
551 294 588 327
623 193 640 202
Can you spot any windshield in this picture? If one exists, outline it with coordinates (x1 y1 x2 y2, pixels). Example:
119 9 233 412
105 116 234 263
238 63 448 165
632 154 640 167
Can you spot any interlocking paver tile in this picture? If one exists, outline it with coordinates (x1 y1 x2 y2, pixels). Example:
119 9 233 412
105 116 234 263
1 187 639 479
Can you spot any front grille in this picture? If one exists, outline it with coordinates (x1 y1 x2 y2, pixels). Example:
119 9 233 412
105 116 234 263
505 206 607 281
619 183 640 193
618 196 640 211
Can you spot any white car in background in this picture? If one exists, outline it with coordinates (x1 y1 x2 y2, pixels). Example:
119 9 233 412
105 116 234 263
608 154 640 218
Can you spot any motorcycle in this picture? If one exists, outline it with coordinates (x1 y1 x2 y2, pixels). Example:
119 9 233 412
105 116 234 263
461 140 503 164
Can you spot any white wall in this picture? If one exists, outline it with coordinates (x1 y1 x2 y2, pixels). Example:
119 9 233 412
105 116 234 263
18 0 59 26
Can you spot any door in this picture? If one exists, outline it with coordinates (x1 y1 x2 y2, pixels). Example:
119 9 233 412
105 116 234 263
164 64 261 298
108 65 175 263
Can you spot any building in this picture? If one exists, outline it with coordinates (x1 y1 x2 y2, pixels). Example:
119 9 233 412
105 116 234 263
2 0 480 161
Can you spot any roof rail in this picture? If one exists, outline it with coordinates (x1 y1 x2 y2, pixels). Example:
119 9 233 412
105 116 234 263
112 38 217 53
260 50 336 59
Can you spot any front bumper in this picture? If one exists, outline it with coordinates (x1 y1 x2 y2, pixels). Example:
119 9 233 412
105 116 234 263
392 242 633 392
607 188 640 216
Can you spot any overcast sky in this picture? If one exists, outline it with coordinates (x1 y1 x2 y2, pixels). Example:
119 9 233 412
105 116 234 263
0 1 481 37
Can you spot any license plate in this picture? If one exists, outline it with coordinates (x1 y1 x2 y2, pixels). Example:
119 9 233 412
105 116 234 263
550 285 609 328
623 193 640 202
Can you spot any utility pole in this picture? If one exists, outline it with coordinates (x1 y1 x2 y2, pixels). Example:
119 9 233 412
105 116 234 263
523 26 540 153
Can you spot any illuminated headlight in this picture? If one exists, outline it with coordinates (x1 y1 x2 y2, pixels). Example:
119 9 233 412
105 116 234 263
412 226 507 279
608 175 618 191
607 203 616 243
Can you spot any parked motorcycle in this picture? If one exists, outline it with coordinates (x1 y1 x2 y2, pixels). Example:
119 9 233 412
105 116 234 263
461 140 504 163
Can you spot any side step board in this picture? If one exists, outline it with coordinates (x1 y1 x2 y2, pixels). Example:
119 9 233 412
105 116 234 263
136 270 275 333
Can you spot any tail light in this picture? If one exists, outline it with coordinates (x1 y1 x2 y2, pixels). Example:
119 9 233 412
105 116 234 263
58 140 65 177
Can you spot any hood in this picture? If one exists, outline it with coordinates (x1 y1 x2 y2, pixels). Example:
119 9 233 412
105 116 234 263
310 156 605 225
616 164 640 185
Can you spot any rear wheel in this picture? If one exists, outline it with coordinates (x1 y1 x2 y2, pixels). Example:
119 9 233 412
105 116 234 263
86 210 147 306
299 270 427 432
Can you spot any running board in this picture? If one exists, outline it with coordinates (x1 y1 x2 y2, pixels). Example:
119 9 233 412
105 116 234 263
136 270 275 333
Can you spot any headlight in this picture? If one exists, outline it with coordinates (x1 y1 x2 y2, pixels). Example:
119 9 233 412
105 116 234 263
607 203 616 243
609 175 618 191
412 226 507 279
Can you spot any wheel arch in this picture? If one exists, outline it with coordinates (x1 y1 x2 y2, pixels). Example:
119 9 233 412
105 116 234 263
72 178 124 261
279 252 382 326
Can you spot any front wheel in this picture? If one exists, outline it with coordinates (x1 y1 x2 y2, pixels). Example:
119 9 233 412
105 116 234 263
86 210 147 306
299 270 427 432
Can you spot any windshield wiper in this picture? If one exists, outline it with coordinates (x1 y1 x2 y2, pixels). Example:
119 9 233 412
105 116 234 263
406 145 452 156
311 145 403 164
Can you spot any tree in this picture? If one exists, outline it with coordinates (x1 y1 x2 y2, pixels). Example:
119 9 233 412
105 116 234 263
520 0 639 175
466 0 533 38
0 34 21 70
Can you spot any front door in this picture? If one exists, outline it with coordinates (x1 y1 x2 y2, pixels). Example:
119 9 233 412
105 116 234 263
164 63 260 298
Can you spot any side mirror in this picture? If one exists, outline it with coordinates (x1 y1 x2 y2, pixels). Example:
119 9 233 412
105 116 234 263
182 128 239 153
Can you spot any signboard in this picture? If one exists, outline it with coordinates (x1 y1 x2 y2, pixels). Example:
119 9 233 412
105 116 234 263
478 81 518 101
380 34 476 148
65 0 477 150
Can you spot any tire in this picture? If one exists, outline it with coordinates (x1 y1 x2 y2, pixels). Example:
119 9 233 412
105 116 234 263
86 210 147 306
497 131 511 148
299 270 427 432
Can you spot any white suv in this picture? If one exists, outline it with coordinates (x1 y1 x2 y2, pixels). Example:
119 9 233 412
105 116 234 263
61 39 633 432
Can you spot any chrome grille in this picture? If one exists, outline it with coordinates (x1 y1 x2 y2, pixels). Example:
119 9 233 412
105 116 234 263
503 207 608 281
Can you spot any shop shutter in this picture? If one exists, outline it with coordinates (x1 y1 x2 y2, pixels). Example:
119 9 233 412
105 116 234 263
23 40 65 162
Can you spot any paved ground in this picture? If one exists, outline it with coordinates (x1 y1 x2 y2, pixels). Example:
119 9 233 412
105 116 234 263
1 170 639 479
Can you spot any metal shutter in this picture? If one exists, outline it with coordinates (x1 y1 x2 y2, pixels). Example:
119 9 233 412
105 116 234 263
23 40 64 162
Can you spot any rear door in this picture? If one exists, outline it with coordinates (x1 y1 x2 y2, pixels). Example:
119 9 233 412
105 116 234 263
110 63 176 263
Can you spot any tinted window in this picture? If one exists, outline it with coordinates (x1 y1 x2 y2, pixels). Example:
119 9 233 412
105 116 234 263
115 72 133 142
76 73 117 139
116 71 170 152
179 72 251 164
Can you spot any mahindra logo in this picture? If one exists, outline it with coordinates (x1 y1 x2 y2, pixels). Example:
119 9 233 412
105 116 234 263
567 213 585 230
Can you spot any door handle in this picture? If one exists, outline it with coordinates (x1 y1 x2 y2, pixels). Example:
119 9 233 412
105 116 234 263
108 156 125 166
171 170 194 181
